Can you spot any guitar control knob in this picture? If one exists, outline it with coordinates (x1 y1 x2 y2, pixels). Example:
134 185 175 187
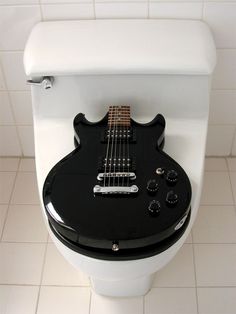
166 190 178 206
166 170 178 184
147 179 158 194
148 200 161 216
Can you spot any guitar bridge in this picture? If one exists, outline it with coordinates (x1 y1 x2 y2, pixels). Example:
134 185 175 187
97 172 136 181
93 185 139 194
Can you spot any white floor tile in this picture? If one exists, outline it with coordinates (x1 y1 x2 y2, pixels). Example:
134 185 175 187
145 288 197 314
194 244 236 286
204 158 228 172
229 172 236 203
197 287 236 314
201 172 234 205
37 286 90 314
0 172 16 204
42 244 90 286
90 292 143 314
192 206 236 243
227 158 236 171
153 244 195 287
19 158 36 172
0 243 46 285
0 205 8 236
2 205 47 242
0 285 39 314
0 158 19 171
11 172 39 204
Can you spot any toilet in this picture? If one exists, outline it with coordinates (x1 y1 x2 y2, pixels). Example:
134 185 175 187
24 19 216 297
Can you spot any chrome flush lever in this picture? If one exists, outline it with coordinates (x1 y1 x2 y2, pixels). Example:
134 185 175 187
27 76 54 89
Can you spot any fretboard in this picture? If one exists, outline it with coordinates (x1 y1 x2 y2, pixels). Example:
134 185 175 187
108 105 130 127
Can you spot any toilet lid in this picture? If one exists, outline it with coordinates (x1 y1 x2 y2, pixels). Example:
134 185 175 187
43 113 192 260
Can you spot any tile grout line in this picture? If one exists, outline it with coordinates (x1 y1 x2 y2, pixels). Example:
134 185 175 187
34 242 49 314
0 55 23 156
88 289 92 314
192 243 199 314
143 295 145 314
227 167 236 205
0 159 20 241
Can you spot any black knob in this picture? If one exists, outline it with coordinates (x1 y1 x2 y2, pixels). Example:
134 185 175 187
147 179 158 194
166 170 178 184
166 190 178 206
148 200 161 216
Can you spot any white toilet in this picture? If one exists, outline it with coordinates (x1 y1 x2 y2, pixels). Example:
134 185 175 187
24 19 216 297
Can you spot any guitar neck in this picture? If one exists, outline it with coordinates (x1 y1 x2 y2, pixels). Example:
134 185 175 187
108 106 131 127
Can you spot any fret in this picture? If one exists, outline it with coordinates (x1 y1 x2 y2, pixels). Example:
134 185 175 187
108 105 131 127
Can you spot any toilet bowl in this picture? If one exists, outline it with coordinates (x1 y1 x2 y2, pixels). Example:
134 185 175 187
24 19 216 297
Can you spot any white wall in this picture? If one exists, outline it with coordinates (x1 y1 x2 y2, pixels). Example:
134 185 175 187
0 0 236 156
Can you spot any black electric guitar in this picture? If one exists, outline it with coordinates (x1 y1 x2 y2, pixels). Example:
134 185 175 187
43 106 191 260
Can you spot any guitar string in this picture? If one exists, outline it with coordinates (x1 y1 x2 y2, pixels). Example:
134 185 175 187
103 106 112 187
122 106 125 187
117 107 122 187
127 106 130 187
108 106 116 187
113 106 118 186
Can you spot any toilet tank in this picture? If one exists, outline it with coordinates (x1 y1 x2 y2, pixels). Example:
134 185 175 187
24 19 216 208
24 19 216 121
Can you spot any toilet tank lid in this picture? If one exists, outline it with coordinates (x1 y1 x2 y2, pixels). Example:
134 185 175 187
24 19 216 77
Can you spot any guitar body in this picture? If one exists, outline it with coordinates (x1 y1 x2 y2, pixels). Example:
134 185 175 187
43 108 192 260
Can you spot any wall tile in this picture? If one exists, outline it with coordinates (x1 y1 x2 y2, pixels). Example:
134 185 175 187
0 126 21 156
17 126 34 156
149 2 202 19
209 90 236 124
41 4 94 20
212 49 236 89
41 0 90 3
1 52 29 91
203 2 236 48
0 5 41 51
0 0 39 4
206 125 235 156
0 92 14 125
95 2 148 19
0 66 6 90
10 91 33 125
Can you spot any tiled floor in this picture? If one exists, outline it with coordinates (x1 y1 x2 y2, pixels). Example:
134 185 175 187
0 157 236 314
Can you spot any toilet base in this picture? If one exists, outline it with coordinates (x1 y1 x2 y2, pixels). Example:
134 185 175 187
91 273 155 297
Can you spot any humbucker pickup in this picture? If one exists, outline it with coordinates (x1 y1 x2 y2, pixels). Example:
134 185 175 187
98 157 136 172
97 172 136 181
101 127 136 143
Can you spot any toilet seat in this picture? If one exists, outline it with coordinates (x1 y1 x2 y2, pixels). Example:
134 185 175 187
49 211 190 260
